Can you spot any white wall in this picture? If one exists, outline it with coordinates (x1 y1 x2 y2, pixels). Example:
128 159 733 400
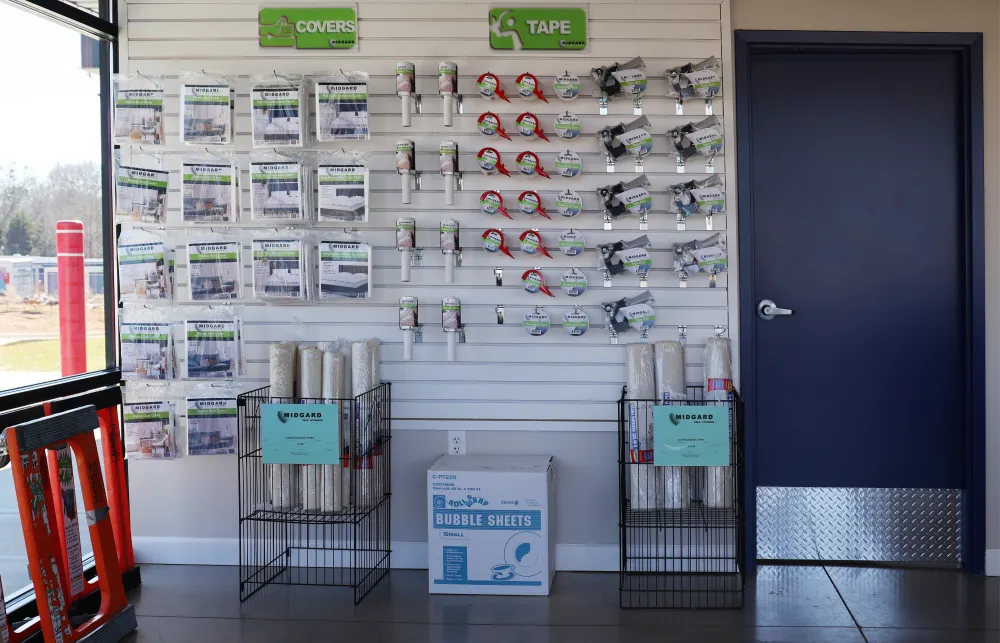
120 0 737 568
730 0 1000 574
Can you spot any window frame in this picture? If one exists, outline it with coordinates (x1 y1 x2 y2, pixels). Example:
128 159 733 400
0 0 123 613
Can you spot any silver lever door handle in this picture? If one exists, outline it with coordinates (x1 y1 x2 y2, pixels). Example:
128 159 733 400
758 299 793 321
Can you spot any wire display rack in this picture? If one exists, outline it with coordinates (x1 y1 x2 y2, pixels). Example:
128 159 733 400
618 384 745 609
237 382 391 605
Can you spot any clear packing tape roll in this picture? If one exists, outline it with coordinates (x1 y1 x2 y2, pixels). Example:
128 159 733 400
268 342 299 508
626 343 657 510
654 341 688 509
703 337 734 508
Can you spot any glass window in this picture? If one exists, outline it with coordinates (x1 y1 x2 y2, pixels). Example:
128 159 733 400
0 0 112 599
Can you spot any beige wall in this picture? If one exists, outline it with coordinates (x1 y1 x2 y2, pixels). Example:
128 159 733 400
731 0 1000 558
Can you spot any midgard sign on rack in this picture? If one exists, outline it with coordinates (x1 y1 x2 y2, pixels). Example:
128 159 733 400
258 7 358 50
489 8 587 50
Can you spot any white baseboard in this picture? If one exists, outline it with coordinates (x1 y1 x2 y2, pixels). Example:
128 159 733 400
134 537 619 572
987 549 1000 576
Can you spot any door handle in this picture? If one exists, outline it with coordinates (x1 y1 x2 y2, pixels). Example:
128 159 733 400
758 299 793 321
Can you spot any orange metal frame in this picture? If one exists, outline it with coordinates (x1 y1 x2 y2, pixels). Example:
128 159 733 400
6 405 136 642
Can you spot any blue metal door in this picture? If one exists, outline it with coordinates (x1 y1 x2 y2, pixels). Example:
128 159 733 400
743 47 975 565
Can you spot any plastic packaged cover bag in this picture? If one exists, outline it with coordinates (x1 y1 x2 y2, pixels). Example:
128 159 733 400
180 72 234 145
316 151 369 223
182 156 239 223
251 74 305 148
250 152 308 223
318 237 371 300
118 228 173 303
113 74 165 145
315 71 370 141
123 399 177 460
115 149 168 224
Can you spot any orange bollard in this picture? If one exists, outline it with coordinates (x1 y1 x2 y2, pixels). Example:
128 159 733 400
7 406 136 642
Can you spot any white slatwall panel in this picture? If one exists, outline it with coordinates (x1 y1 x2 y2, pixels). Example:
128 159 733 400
121 0 739 559
119 0 737 432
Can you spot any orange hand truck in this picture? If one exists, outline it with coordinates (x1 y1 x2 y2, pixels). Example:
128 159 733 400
7 405 136 642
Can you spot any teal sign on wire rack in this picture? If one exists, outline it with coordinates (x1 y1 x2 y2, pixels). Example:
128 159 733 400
261 403 340 464
652 406 730 466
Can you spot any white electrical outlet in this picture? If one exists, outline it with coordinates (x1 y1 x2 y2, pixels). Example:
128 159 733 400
448 430 466 455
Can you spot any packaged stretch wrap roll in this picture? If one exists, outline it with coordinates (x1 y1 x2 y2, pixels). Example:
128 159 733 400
299 347 325 511
654 341 688 509
626 343 658 510
322 351 346 512
703 337 734 508
351 340 379 396
268 342 299 508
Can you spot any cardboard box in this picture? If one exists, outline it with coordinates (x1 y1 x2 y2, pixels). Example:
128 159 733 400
428 455 555 595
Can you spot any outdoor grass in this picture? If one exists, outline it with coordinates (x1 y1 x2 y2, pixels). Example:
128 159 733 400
0 338 107 373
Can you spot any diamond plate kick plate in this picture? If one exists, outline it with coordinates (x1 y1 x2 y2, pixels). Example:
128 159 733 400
756 487 961 563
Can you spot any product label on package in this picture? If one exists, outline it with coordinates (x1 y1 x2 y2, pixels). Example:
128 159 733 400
250 162 303 221
317 164 368 222
554 151 582 178
553 74 581 100
523 310 550 336
261 403 340 464
619 187 652 214
616 129 653 156
685 128 723 153
563 309 589 335
555 190 583 217
684 69 721 96
554 113 581 140
560 268 587 296
611 69 647 95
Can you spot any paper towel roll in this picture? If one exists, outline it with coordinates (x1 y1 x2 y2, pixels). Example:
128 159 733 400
298 347 324 399
626 343 657 510
269 342 297 399
703 337 734 508
654 341 689 509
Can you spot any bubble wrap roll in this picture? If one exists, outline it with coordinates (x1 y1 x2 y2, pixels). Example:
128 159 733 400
626 343 657 510
703 337 734 508
269 342 297 398
654 341 689 509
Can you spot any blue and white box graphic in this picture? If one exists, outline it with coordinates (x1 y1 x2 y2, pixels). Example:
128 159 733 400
428 455 555 595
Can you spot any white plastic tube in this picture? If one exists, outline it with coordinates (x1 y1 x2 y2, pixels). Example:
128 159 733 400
401 250 411 282
401 94 412 128
401 173 411 204
447 332 457 361
403 329 414 361
445 176 455 205
443 94 455 127
444 253 455 284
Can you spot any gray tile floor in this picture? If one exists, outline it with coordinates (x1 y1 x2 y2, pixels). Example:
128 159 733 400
122 564 999 642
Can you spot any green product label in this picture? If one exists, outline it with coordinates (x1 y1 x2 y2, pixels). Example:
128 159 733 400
125 411 170 421
184 95 229 105
188 408 237 417
117 98 163 107
252 173 298 181
489 8 587 50
252 99 299 107
321 251 367 260
259 7 358 49
187 331 235 339
118 177 168 189
122 333 168 341
318 175 363 183
190 253 237 262
254 250 299 258
443 304 460 311
183 174 231 184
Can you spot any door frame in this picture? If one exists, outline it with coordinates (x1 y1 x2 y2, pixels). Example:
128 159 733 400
734 30 986 574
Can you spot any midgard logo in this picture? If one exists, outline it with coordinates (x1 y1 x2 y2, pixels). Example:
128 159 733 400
277 410 322 423
258 8 358 50
669 413 714 425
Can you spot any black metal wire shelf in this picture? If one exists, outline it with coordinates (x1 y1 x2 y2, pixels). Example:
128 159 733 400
623 503 739 529
237 382 392 606
618 385 746 609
